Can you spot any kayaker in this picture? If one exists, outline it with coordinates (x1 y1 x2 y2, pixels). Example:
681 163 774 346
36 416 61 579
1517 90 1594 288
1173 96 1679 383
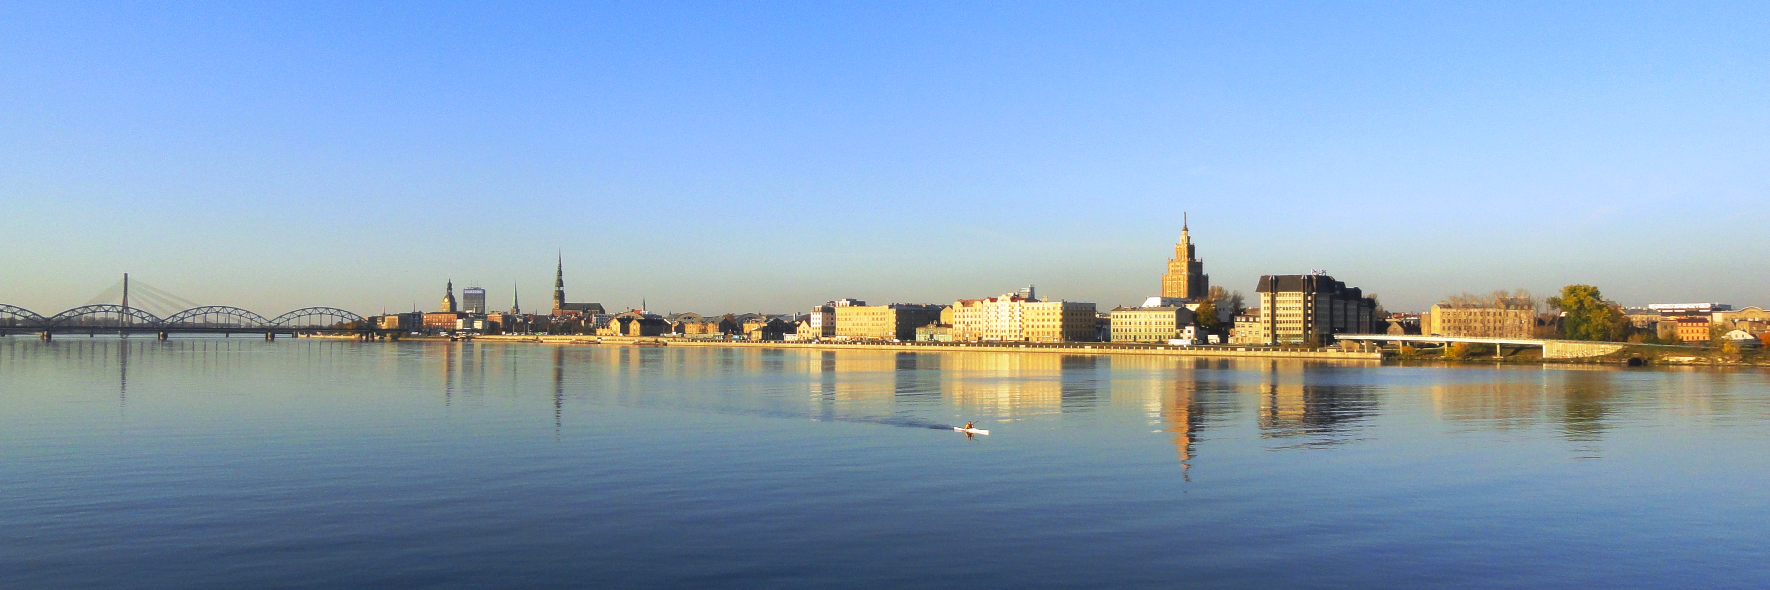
964 421 975 431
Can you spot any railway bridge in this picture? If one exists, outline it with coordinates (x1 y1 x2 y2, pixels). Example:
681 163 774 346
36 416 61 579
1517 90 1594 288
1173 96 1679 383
0 303 376 341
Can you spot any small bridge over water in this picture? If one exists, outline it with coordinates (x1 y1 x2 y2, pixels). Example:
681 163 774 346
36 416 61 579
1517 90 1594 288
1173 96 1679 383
1332 334 1627 359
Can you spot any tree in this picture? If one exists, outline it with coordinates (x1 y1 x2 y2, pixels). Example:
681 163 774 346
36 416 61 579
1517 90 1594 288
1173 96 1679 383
1204 286 1246 316
1546 285 1631 341
1194 300 1220 335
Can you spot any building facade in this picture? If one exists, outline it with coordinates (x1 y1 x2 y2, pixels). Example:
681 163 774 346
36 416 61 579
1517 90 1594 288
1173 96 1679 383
952 292 1096 342
1673 316 1712 342
834 304 945 341
1230 309 1263 345
462 286 487 315
1715 306 1770 336
1109 306 1198 343
1254 274 1377 345
1160 216 1209 300
1425 305 1535 338
807 299 864 338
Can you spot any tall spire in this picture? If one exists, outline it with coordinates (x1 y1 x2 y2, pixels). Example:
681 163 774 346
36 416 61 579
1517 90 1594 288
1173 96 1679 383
511 281 521 314
1183 211 1189 231
553 251 566 311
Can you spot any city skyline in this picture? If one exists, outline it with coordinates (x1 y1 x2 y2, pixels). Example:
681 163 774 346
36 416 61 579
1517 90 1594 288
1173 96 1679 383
3 3 1766 313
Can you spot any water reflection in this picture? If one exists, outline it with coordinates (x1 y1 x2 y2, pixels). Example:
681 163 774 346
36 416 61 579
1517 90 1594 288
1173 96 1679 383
1255 362 1379 448
9 340 1770 466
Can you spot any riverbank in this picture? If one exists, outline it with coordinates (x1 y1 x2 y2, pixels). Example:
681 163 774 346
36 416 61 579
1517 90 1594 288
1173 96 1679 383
435 335 1770 367
458 334 1384 361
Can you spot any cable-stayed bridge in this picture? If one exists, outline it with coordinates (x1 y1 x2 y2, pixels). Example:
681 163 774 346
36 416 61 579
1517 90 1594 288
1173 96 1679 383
0 275 371 341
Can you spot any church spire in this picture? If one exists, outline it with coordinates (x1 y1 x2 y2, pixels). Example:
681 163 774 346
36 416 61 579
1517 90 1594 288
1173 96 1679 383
553 251 566 311
511 281 521 315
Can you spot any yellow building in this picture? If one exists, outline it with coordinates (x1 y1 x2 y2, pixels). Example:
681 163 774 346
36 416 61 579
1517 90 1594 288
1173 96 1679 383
1109 306 1198 343
952 290 1097 342
834 304 944 341
1160 217 1209 300
1715 307 1770 335
1426 305 1535 338
1674 316 1711 342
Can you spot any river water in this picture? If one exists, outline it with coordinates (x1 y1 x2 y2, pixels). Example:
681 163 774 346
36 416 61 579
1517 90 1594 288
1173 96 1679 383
3 338 1768 589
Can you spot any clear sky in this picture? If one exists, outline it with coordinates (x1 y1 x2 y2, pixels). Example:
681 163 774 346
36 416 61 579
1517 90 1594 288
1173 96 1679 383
3 1 1765 316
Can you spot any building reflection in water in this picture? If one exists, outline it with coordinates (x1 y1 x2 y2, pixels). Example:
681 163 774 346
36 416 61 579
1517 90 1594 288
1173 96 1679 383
1255 361 1378 447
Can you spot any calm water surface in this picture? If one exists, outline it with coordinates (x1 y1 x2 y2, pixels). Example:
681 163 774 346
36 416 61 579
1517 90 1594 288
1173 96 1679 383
3 338 1768 589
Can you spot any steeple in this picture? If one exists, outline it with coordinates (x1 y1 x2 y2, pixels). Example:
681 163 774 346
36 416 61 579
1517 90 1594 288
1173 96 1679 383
511 282 521 315
441 279 458 313
553 251 566 311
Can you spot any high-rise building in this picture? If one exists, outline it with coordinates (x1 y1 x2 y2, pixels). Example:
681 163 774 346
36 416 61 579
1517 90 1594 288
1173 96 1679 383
1161 214 1209 301
551 254 606 316
440 280 457 313
462 286 487 315
1254 274 1376 345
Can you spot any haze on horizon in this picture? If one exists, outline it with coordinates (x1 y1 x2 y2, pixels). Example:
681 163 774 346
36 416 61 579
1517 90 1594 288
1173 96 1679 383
2 2 1765 316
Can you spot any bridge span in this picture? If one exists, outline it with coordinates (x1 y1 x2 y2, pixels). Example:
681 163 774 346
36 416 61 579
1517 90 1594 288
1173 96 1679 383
0 304 380 341
1332 334 1627 359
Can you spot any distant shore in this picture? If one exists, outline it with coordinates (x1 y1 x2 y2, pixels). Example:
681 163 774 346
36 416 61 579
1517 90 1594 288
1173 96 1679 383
390 334 1767 367
437 334 1384 361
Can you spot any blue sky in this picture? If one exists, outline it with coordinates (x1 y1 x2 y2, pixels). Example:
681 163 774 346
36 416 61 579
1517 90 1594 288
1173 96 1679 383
3 1 1765 315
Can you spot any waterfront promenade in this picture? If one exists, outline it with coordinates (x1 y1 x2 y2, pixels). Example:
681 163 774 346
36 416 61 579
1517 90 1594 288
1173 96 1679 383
467 335 1385 361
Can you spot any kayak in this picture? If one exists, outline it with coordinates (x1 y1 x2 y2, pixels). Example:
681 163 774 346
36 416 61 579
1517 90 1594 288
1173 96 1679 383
954 427 990 435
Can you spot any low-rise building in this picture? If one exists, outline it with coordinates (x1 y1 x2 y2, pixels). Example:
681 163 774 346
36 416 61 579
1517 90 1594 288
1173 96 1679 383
951 290 1096 343
378 312 423 331
1426 305 1535 339
1714 306 1770 335
1649 303 1731 317
422 312 465 331
1230 309 1262 344
835 304 945 341
1673 316 1712 342
598 311 669 337
1109 306 1198 343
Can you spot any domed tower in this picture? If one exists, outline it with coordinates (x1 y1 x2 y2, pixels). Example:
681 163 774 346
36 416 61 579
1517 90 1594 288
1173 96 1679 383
441 280 457 313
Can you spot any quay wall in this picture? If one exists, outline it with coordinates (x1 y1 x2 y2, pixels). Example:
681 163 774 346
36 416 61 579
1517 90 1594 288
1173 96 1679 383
465 335 1383 361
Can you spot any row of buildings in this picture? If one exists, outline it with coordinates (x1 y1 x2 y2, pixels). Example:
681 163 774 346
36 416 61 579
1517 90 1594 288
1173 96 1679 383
379 218 1424 347
373 204 1770 347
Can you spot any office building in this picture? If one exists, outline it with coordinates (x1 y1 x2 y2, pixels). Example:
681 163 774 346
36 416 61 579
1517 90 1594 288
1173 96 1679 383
462 286 486 315
1254 274 1377 345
